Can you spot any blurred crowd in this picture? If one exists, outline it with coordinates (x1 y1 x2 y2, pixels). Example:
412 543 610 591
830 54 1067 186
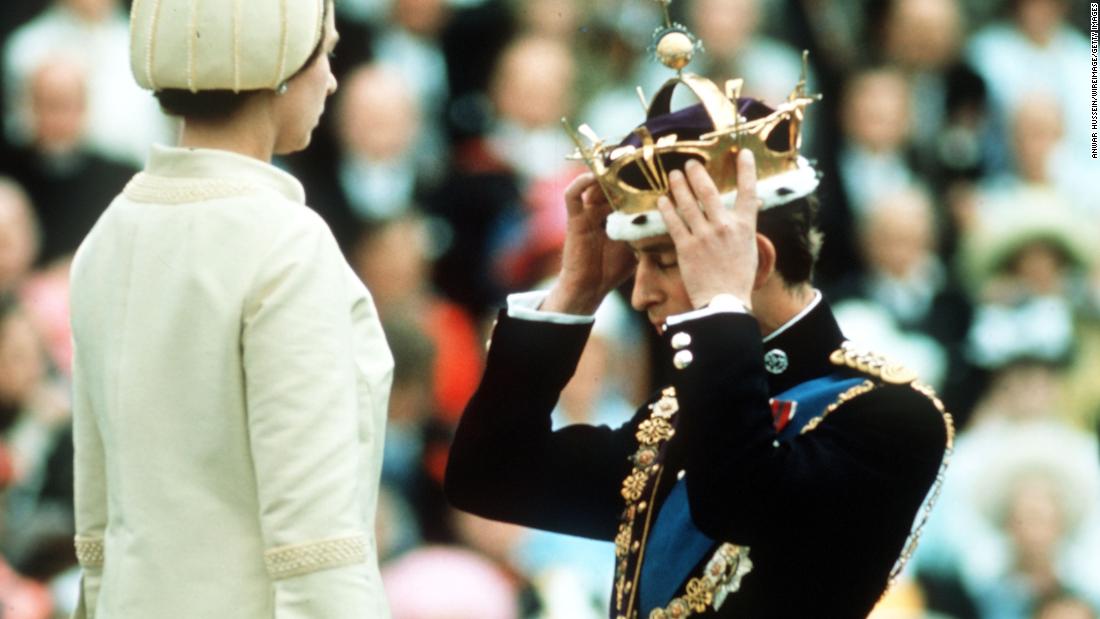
0 0 1098 617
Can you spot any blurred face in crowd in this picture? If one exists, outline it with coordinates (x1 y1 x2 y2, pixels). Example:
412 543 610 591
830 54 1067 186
392 0 448 37
62 0 117 21
520 0 581 40
883 0 962 70
842 70 912 154
630 236 694 331
28 57 88 155
988 363 1060 420
1036 599 1097 619
351 217 430 312
1011 97 1064 183
1008 241 1071 296
861 190 935 280
272 4 339 155
1004 473 1066 567
691 0 760 59
0 310 45 406
491 37 575 130
1015 0 1068 45
337 65 420 162
0 183 38 292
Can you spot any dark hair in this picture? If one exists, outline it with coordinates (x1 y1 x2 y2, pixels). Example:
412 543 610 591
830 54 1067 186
154 2 330 120
155 89 259 119
756 195 822 286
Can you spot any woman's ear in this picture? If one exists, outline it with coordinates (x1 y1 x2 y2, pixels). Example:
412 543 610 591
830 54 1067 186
754 233 776 290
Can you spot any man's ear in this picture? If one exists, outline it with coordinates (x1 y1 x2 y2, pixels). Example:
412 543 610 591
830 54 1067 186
754 233 776 290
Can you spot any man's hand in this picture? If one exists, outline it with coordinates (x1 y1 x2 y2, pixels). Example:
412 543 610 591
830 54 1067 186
656 149 761 310
542 172 636 315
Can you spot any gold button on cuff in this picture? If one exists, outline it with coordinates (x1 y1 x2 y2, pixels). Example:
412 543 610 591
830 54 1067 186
673 350 694 369
671 332 692 349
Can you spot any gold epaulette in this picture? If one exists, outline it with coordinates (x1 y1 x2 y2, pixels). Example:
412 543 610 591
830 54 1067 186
828 341 919 385
827 341 957 596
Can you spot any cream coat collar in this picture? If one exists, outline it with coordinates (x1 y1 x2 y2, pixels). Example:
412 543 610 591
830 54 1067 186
134 144 306 204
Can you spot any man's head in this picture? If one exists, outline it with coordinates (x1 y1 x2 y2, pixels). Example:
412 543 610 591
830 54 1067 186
1013 0 1069 46
25 56 88 156
1010 94 1063 183
881 0 963 71
841 68 912 155
336 64 420 162
391 0 449 37
0 179 39 293
490 36 575 130
859 187 936 280
629 195 821 329
689 0 761 60
563 48 819 329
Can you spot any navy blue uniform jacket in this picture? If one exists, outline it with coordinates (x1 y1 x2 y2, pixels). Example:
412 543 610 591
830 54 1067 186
445 300 951 619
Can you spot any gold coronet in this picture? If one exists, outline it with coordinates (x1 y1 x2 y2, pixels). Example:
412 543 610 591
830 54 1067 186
563 52 819 221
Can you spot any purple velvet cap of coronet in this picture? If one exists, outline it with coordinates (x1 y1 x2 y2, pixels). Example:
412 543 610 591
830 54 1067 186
608 98 777 154
604 98 795 192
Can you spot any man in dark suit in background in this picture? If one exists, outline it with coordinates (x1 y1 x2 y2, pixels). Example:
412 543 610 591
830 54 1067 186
0 56 135 266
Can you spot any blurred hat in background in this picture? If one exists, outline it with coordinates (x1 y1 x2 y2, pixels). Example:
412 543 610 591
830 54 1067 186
382 545 519 619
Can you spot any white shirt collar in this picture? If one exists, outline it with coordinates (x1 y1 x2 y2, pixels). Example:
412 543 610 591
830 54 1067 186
762 289 822 343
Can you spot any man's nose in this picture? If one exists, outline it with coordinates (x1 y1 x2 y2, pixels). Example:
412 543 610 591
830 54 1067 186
631 261 658 312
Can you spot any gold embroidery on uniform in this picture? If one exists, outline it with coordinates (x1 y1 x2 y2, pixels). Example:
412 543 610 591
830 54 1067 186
653 395 679 418
829 341 917 385
618 384 760 619
820 344 956 598
800 379 876 434
647 544 753 619
683 578 712 612
883 381 955 591
614 387 677 617
622 470 649 502
636 417 674 445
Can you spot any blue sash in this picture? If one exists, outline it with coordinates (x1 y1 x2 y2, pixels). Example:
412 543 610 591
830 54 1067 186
637 374 866 614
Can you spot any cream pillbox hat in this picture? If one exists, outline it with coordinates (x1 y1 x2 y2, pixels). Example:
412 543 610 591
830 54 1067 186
130 0 326 93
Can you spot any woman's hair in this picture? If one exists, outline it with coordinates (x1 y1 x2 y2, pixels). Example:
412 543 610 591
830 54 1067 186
154 1 330 120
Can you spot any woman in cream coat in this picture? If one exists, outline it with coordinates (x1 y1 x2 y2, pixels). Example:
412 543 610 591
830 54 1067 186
69 1 392 617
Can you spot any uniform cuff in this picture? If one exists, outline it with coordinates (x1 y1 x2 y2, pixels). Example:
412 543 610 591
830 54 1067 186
506 291 596 325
